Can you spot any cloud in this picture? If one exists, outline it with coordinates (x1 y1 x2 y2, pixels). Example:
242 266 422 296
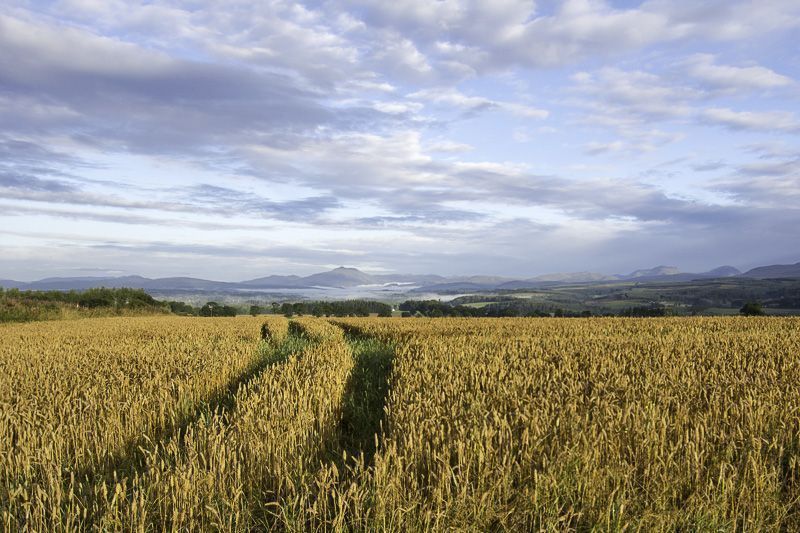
0 171 76 193
683 54 794 92
408 88 548 119
43 0 370 89
584 140 627 155
692 161 727 172
742 142 799 160
700 108 800 133
572 67 700 121
2 0 800 279
184 185 341 221
711 160 800 214
0 12 395 160
371 35 435 81
336 0 800 75
0 138 87 194
408 87 498 114
0 204 276 230
2 178 343 223
569 61 798 150
0 136 343 224
583 131 684 155
426 140 474 153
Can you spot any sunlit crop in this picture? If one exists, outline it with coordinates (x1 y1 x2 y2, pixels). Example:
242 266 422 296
2 315 798 530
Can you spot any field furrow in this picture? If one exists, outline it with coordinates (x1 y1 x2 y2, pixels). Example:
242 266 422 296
92 317 356 530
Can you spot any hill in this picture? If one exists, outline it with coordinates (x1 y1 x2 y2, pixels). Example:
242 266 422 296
302 267 376 287
742 262 800 279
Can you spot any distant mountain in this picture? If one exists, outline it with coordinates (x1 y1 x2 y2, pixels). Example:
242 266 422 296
532 271 617 283
246 270 447 288
496 272 615 290
459 265 743 291
0 268 389 292
240 274 304 288
614 265 740 284
302 267 376 288
496 279 560 290
623 266 681 279
0 262 793 296
12 275 238 291
22 276 150 291
410 275 517 293
703 266 741 277
139 277 238 291
742 262 800 279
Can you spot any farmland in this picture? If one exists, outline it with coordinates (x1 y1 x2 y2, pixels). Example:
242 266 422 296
2 316 799 530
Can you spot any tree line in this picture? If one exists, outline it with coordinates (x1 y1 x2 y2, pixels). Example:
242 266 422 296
276 300 392 317
398 300 593 318
1 285 772 324
399 299 770 317
0 287 165 323
1 287 160 308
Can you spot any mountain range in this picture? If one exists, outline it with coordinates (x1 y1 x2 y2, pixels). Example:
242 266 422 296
1 262 799 294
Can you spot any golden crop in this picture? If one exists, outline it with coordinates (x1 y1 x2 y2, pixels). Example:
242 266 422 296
0 316 266 529
334 317 800 531
1 315 799 530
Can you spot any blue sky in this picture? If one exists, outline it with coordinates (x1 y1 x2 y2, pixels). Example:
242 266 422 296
1 0 799 280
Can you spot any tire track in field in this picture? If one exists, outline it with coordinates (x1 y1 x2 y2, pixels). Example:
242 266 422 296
80 336 304 482
280 322 395 530
73 332 308 527
337 333 394 466
326 321 395 468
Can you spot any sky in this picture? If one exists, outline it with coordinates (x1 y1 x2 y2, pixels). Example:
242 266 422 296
1 0 799 281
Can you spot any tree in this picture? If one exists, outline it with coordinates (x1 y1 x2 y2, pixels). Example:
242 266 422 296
168 301 196 315
199 302 219 317
249 305 262 317
200 302 237 317
739 302 766 316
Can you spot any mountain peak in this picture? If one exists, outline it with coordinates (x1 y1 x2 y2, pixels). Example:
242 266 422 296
625 265 680 279
302 266 375 288
743 262 800 279
705 265 741 277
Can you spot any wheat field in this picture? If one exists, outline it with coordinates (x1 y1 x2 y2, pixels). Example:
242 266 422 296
1 316 799 530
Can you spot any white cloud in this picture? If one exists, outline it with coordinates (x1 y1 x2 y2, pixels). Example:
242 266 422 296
700 108 800 133
408 88 547 119
3 0 800 278
583 130 684 156
584 140 627 155
371 35 434 80
503 103 549 119
337 0 800 75
573 67 700 120
0 14 174 77
371 101 424 114
683 53 794 92
427 140 474 153
408 88 494 110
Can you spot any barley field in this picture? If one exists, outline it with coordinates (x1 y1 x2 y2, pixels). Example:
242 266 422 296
1 316 799 531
